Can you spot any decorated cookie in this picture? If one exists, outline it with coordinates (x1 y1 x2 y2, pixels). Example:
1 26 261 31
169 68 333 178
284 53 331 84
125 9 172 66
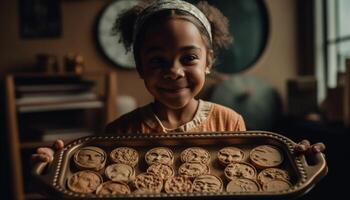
134 172 163 193
178 162 210 179
73 146 106 171
145 147 174 166
226 178 260 192
110 147 139 167
192 174 223 193
262 179 292 192
217 147 245 165
250 145 284 169
180 147 211 164
105 163 135 183
147 163 175 180
96 181 131 195
67 170 102 194
164 176 193 194
224 161 257 180
257 168 290 186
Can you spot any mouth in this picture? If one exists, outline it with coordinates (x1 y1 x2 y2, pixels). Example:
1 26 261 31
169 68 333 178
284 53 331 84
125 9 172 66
159 87 188 93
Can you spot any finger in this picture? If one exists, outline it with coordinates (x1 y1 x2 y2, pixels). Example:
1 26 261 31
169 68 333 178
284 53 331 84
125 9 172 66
31 154 50 163
36 147 54 157
311 143 326 153
295 144 308 153
53 139 64 150
300 140 311 148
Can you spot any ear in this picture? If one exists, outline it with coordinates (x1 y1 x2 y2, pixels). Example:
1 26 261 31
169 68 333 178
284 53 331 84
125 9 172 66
205 50 214 74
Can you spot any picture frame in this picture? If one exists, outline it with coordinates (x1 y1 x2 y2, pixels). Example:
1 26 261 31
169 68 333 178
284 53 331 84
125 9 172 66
19 0 62 38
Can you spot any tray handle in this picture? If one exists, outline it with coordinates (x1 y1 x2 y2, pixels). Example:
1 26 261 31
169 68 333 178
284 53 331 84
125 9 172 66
31 161 56 195
300 152 328 185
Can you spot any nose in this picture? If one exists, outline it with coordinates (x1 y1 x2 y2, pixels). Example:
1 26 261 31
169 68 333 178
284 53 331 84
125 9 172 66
163 61 184 80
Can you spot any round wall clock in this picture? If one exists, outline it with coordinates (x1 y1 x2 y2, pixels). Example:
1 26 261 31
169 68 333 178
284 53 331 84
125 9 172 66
95 0 140 69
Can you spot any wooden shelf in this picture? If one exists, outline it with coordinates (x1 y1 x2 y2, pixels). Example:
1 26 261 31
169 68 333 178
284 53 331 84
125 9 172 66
5 72 118 200
18 100 104 113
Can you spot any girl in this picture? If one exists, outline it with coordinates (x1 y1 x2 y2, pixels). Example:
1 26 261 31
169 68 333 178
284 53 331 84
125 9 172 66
32 0 324 163
105 0 245 134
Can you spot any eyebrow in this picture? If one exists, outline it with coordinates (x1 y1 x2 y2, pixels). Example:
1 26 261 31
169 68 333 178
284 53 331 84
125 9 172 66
144 45 202 54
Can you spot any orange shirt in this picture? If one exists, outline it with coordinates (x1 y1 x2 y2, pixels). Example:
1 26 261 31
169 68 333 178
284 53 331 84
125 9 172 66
105 100 246 134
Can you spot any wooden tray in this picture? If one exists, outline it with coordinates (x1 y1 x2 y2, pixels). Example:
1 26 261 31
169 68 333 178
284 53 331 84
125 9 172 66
32 131 327 199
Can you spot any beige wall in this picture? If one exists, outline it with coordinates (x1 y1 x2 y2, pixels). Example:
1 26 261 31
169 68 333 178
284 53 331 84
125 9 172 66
0 0 297 112
246 0 298 111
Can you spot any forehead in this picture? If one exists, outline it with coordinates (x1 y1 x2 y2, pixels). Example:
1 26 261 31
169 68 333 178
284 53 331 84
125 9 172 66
141 18 206 50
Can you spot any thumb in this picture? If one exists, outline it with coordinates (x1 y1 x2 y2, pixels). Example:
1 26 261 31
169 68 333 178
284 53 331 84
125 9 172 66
52 139 64 150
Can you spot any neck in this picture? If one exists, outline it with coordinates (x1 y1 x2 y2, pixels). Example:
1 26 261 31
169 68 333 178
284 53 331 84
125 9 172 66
152 99 199 129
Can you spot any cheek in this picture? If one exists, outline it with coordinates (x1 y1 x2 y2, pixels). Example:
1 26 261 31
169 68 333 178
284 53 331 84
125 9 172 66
188 68 206 86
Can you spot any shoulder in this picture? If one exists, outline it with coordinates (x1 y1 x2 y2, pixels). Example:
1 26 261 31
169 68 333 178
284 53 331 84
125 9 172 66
210 102 240 117
207 101 246 131
104 107 143 134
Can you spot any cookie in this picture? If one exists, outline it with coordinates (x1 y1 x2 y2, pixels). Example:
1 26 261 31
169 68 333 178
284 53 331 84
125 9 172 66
250 145 284 169
73 146 106 171
110 147 139 167
147 163 175 180
262 179 292 192
96 181 131 195
257 168 290 186
217 147 245 165
226 178 260 192
192 174 223 193
164 176 193 194
178 162 210 179
145 147 174 166
224 161 257 180
105 163 135 183
67 170 102 194
180 147 210 164
134 172 163 194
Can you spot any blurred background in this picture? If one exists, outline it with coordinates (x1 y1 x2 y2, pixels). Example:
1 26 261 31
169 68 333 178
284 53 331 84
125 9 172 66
0 0 349 199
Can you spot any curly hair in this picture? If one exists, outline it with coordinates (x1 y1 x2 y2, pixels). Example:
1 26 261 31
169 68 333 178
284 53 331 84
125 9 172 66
112 0 232 69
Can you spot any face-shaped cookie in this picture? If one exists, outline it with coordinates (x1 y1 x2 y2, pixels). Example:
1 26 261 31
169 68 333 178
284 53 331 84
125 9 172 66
145 147 174 165
257 168 290 186
110 147 139 167
224 162 257 180
105 163 135 183
250 145 284 168
178 162 210 179
226 178 260 192
67 170 102 194
217 147 245 165
180 147 210 164
164 176 193 193
73 146 106 171
262 179 291 192
134 172 163 193
192 174 223 193
96 181 131 195
147 163 174 180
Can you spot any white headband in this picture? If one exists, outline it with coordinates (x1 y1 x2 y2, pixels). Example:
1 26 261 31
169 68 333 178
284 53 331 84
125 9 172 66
133 0 212 44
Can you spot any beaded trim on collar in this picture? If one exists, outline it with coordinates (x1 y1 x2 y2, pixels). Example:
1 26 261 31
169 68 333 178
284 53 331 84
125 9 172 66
141 99 213 133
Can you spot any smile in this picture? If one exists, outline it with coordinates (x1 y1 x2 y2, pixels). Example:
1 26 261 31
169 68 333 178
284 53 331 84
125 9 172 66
159 87 188 94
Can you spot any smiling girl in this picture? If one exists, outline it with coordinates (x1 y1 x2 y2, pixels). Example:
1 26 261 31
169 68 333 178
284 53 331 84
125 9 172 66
105 0 245 134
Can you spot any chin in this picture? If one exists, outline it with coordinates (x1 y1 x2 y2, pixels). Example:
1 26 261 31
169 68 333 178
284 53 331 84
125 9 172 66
162 99 190 110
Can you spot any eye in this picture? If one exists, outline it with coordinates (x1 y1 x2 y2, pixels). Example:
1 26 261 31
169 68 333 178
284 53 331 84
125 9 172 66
180 54 199 64
148 57 167 68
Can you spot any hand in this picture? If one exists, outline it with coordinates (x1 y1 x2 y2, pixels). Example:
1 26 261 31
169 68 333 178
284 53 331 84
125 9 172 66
31 140 64 163
294 139 326 155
